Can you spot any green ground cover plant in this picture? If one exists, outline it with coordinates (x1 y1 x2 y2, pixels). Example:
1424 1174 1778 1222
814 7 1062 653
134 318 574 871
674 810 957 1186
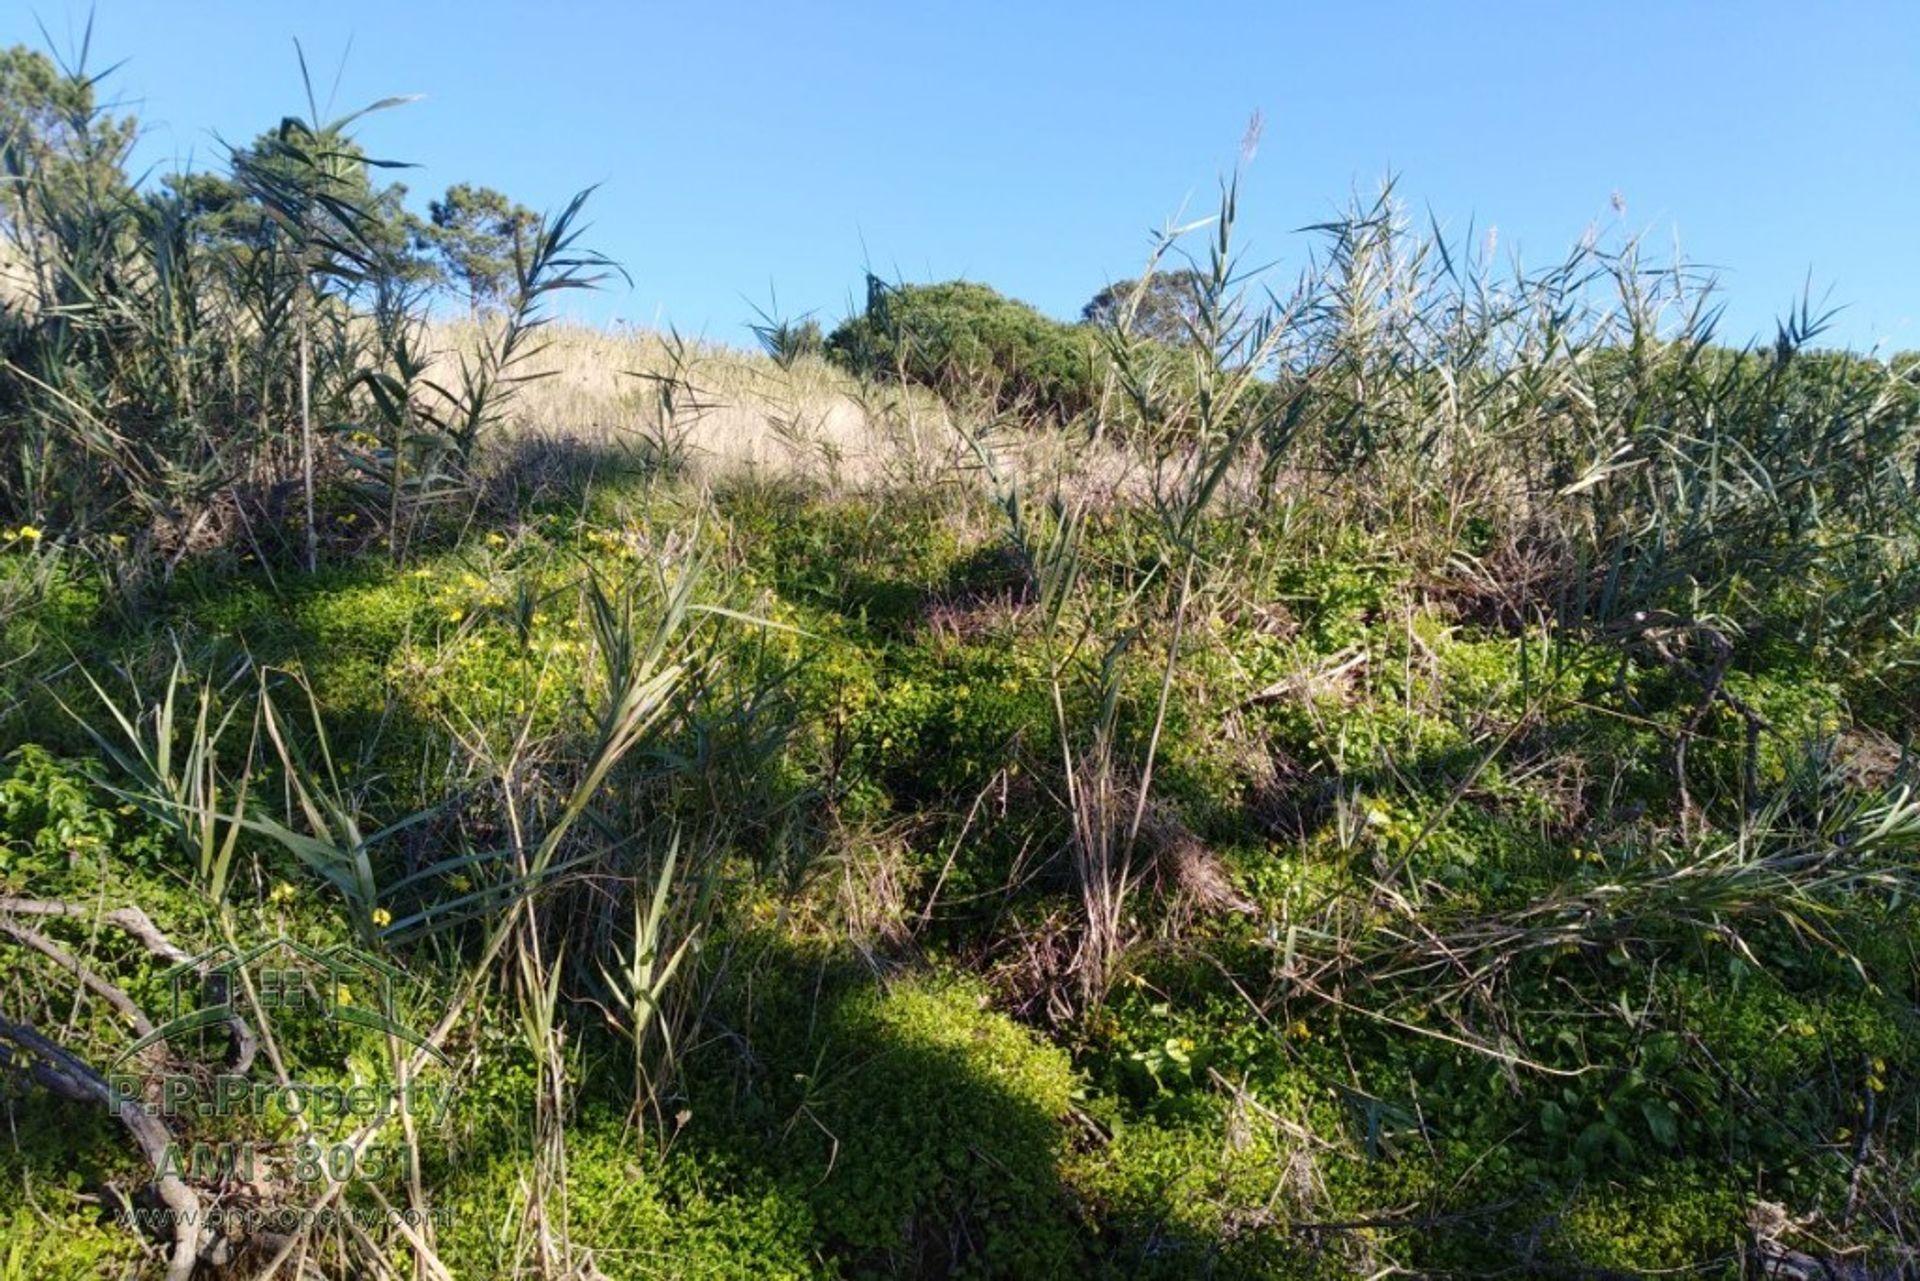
1 36 1917 1281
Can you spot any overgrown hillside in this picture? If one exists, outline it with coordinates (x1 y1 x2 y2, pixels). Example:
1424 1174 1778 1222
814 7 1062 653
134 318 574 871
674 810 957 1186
3 38 1919 1281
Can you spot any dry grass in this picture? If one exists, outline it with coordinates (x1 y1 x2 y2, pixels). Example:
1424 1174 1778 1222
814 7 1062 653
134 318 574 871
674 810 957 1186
0 245 31 307
463 322 935 484
455 321 1146 496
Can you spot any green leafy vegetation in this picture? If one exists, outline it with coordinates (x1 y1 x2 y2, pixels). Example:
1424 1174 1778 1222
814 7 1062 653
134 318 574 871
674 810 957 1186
827 277 1101 418
1 33 1918 1281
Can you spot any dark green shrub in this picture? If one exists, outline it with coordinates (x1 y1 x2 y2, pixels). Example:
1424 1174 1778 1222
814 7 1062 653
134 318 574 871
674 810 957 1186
827 277 1099 418
1080 269 1207 344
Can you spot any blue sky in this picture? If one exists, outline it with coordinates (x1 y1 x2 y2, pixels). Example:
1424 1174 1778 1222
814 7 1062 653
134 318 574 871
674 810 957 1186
11 2 1917 351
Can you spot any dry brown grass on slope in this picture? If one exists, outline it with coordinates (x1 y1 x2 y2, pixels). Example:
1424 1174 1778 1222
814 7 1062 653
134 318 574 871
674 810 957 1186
447 321 938 484
0 243 37 308
449 322 1145 496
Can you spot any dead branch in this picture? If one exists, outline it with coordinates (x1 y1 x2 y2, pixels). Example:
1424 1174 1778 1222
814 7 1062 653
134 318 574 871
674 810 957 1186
0 918 158 1037
0 1017 202 1281
0 897 192 962
0 897 256 1072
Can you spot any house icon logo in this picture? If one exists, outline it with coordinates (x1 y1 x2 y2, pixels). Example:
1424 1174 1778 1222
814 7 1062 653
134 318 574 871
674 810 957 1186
113 937 447 1068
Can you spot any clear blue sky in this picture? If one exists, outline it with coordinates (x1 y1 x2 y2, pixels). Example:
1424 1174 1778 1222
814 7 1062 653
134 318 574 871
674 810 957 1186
11 1 1917 351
